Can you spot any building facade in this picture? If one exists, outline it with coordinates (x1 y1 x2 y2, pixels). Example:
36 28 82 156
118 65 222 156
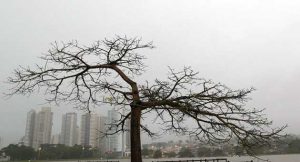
80 113 109 155
107 110 119 152
0 136 2 149
24 109 36 147
98 116 108 154
32 107 53 149
80 113 91 147
125 119 131 152
60 112 78 146
51 134 60 144
80 113 100 147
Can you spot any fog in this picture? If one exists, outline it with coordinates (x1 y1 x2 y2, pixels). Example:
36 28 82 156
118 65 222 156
1 0 300 147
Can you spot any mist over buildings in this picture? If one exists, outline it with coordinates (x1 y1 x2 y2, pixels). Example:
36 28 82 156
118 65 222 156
1 0 300 147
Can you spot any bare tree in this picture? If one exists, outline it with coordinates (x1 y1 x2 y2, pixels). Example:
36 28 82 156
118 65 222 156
7 36 285 162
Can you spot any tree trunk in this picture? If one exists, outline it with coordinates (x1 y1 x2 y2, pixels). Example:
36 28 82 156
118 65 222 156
130 106 142 162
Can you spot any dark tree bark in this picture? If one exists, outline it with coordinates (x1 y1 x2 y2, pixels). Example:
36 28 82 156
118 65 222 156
130 105 142 162
7 36 286 162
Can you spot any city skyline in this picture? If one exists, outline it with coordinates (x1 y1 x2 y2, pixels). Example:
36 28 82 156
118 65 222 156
1 0 300 150
18 107 130 154
24 107 53 150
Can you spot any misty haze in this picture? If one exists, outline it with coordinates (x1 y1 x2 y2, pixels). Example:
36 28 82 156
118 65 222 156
1 1 300 162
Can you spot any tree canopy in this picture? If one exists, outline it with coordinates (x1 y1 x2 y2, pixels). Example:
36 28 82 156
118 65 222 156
178 147 194 158
7 36 286 162
1 144 35 160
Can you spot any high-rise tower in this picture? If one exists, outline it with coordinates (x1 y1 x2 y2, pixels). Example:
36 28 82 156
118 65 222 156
80 113 109 154
0 136 2 149
60 112 78 146
98 116 108 154
107 110 119 152
32 107 53 149
125 119 131 152
80 113 100 147
24 109 36 147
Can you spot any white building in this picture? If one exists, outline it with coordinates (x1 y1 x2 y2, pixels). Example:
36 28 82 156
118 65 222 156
98 116 108 154
51 134 60 144
80 112 109 154
32 107 53 149
125 119 131 152
24 109 36 147
0 136 3 149
60 112 78 146
80 113 100 147
107 110 119 152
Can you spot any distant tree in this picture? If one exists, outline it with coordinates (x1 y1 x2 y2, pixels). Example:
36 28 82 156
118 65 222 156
164 151 177 158
197 147 212 157
7 36 286 162
156 142 168 148
234 145 246 156
212 148 225 157
106 151 120 159
142 148 151 157
153 149 162 158
221 144 234 156
179 140 183 145
68 145 83 159
1 144 35 160
37 144 94 160
179 147 194 157
168 140 174 144
287 139 300 153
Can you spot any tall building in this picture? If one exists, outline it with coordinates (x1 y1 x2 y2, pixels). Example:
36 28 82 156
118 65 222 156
80 113 100 148
51 134 60 144
89 113 100 148
125 119 131 152
0 136 2 149
80 113 109 154
60 112 78 146
98 116 108 154
24 109 36 147
32 107 53 149
76 126 80 145
81 113 91 147
107 110 119 152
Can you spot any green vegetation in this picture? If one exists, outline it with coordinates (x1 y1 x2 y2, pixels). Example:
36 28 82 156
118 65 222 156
178 147 194 158
287 139 300 153
197 147 212 157
2 137 300 160
0 144 107 160
0 144 35 160
164 151 177 158
153 150 162 158
140 136 300 158
38 144 94 160
141 148 153 157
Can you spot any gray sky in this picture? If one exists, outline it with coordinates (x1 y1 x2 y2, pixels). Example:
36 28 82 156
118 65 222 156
1 0 300 147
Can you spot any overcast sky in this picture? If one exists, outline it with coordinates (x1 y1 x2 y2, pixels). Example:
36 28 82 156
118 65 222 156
1 0 300 147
